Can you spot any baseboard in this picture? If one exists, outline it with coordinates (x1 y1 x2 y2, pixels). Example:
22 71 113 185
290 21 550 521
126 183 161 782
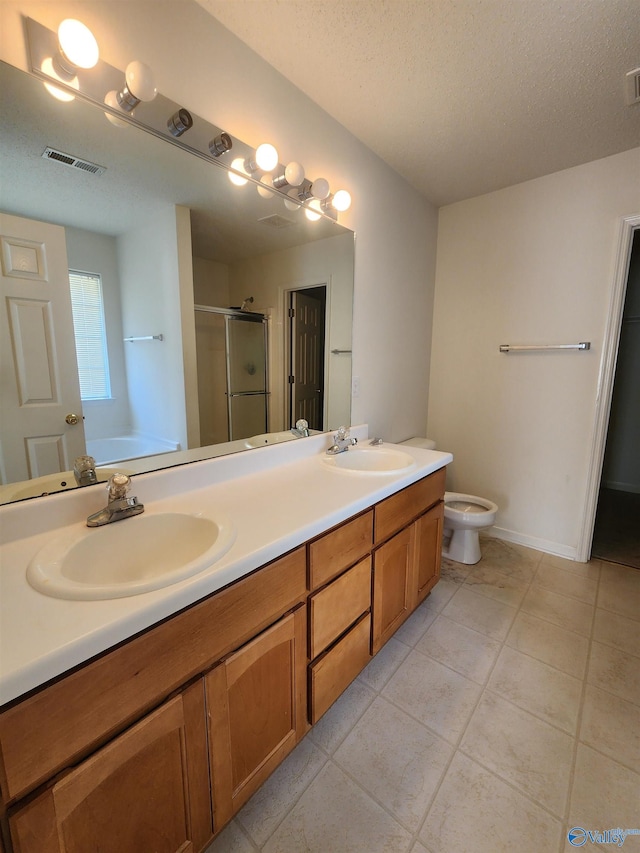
489 526 579 561
601 480 640 495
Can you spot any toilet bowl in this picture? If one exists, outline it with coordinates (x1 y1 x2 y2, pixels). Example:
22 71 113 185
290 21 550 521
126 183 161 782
399 437 498 565
442 492 498 564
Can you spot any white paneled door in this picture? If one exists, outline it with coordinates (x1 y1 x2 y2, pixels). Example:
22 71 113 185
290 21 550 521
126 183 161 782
0 212 85 483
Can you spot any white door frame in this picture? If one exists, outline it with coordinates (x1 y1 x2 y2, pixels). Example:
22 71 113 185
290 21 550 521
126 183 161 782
577 213 640 561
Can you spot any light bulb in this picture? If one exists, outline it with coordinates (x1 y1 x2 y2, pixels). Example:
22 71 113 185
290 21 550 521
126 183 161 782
58 19 99 70
305 198 323 221
332 189 352 212
103 90 130 127
283 195 301 211
311 177 330 200
257 176 274 199
229 158 249 186
125 60 157 102
41 57 78 102
284 161 305 186
255 143 279 172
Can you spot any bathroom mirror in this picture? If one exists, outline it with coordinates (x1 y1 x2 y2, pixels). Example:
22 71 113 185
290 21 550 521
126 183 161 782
0 60 355 504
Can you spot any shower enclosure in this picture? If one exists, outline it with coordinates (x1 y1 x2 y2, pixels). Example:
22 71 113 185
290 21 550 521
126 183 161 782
194 306 268 445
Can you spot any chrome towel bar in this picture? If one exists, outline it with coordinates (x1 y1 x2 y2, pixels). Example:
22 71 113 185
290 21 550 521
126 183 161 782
124 334 164 342
499 342 591 353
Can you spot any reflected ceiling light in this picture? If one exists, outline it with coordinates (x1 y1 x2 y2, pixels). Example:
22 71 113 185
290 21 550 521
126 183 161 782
116 60 157 113
56 19 99 77
272 161 305 189
311 177 330 200
167 108 193 138
40 57 79 102
103 89 130 127
208 132 232 157
283 192 302 211
304 198 323 221
229 157 250 186
257 175 274 199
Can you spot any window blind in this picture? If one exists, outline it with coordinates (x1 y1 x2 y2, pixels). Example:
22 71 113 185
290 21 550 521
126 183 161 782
69 270 111 400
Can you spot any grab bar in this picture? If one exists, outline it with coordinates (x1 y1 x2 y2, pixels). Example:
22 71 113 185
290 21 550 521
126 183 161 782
499 342 591 353
124 334 164 342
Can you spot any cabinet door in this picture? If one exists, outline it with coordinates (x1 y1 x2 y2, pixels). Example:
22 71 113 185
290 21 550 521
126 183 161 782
414 501 444 606
9 683 211 853
372 524 416 654
206 606 306 831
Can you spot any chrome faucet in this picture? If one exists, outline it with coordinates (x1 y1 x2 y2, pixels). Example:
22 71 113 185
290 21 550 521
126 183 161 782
326 426 358 455
74 455 98 486
291 418 310 438
86 473 144 527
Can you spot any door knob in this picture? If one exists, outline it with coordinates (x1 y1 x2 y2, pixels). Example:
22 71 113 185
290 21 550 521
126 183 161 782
65 413 80 425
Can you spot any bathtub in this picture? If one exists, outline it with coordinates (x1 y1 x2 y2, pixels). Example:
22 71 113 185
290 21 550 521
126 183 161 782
86 435 180 466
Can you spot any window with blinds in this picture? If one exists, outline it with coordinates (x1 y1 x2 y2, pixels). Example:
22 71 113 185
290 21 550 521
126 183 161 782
69 270 111 400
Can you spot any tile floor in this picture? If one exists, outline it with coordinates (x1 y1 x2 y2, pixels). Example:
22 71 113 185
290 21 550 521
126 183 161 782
206 538 640 853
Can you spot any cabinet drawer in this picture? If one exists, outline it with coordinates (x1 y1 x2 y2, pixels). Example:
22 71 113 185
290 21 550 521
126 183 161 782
309 613 371 724
309 557 371 659
309 510 373 590
0 547 306 804
374 468 445 544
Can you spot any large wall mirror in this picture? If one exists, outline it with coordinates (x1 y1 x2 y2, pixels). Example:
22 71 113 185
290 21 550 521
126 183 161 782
0 60 354 505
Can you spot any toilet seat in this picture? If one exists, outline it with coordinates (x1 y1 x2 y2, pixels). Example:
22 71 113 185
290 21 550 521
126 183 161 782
443 492 498 564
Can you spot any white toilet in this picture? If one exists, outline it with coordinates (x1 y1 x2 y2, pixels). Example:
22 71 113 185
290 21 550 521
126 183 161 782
400 437 498 565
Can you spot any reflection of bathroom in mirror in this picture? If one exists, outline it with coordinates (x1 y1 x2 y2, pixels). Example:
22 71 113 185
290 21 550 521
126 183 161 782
0 60 354 504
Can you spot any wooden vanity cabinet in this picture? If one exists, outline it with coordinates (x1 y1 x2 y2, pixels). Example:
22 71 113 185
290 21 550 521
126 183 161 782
205 606 307 829
9 681 211 853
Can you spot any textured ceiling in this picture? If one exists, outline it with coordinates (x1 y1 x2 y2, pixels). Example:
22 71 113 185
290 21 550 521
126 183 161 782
196 0 640 206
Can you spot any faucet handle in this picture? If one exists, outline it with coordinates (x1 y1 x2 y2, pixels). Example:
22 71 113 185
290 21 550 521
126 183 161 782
107 472 131 501
74 455 97 486
335 425 349 441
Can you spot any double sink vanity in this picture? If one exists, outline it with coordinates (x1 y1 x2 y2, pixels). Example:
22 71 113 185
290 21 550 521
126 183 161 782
0 427 451 853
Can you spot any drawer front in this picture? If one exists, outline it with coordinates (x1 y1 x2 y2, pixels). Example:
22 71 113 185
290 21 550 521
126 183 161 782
309 510 373 590
308 613 371 724
309 557 371 659
0 547 307 804
374 468 445 544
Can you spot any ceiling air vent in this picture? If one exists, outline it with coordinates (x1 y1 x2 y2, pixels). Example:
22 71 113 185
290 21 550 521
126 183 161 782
257 214 296 229
41 147 107 176
625 68 640 106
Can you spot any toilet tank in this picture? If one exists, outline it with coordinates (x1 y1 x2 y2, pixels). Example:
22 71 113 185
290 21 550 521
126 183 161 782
400 437 436 450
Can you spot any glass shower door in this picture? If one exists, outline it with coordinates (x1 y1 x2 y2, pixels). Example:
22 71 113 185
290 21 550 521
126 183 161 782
226 315 268 440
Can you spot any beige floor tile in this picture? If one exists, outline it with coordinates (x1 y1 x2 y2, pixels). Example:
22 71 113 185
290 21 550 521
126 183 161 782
442 586 518 640
393 599 439 647
410 843 430 853
382 649 483 743
236 736 327 846
580 685 640 773
334 697 453 832
426 577 460 611
597 562 640 621
309 678 376 755
488 646 583 734
540 552 601 581
593 607 640 658
440 557 474 584
358 636 411 690
420 752 562 853
476 537 541 582
506 610 589 678
415 615 501 684
587 641 640 706
567 745 640 848
262 762 412 853
534 563 598 604
205 820 254 853
460 692 573 817
521 585 594 637
463 564 529 607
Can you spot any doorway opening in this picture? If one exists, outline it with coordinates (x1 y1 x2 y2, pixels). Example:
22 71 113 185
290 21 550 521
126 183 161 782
287 286 326 431
590 229 640 569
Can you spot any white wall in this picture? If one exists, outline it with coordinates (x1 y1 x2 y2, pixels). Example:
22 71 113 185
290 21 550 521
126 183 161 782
0 0 438 443
428 148 640 558
117 205 189 448
64 227 131 441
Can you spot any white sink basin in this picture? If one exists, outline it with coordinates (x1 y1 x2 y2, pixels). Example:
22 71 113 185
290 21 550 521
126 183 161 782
27 511 236 600
322 447 416 474
1 468 133 503
244 430 296 449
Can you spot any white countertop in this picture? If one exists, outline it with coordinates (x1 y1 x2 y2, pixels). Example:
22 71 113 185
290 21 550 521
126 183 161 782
0 427 451 706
